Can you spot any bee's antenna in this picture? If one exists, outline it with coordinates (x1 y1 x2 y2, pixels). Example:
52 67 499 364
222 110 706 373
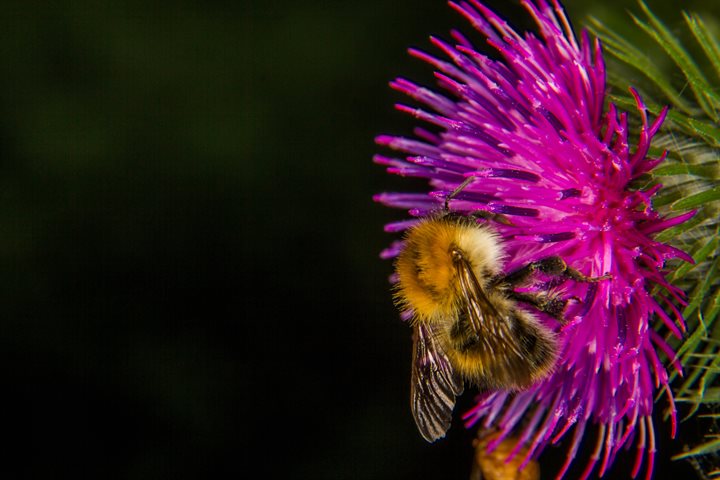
444 177 476 211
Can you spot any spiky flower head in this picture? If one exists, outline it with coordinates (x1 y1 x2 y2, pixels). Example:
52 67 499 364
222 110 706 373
375 1 695 479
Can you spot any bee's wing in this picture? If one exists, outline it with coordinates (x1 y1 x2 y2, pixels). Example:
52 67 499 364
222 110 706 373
455 255 556 389
411 323 464 442
455 256 504 338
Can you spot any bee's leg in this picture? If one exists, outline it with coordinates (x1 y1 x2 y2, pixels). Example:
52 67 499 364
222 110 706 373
468 210 514 226
496 256 611 287
509 291 567 320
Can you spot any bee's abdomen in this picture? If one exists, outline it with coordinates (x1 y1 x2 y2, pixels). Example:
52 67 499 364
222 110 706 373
449 309 558 390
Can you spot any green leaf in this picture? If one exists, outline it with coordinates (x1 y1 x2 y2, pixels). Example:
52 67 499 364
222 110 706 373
678 117 720 146
654 211 705 242
653 182 699 207
634 1 720 121
652 163 719 178
673 438 720 460
683 256 720 319
707 290 720 340
589 19 693 114
667 234 719 282
672 185 720 210
670 286 720 401
684 12 720 86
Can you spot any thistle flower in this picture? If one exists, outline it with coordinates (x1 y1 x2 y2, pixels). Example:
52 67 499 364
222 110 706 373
374 1 695 479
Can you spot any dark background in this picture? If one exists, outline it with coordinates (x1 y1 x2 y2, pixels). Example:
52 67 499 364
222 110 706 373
1 0 717 478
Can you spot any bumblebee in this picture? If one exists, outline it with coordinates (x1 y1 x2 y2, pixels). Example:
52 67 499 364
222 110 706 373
394 180 608 442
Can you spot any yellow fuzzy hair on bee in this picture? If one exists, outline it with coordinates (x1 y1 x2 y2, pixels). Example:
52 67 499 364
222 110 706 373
394 214 504 323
